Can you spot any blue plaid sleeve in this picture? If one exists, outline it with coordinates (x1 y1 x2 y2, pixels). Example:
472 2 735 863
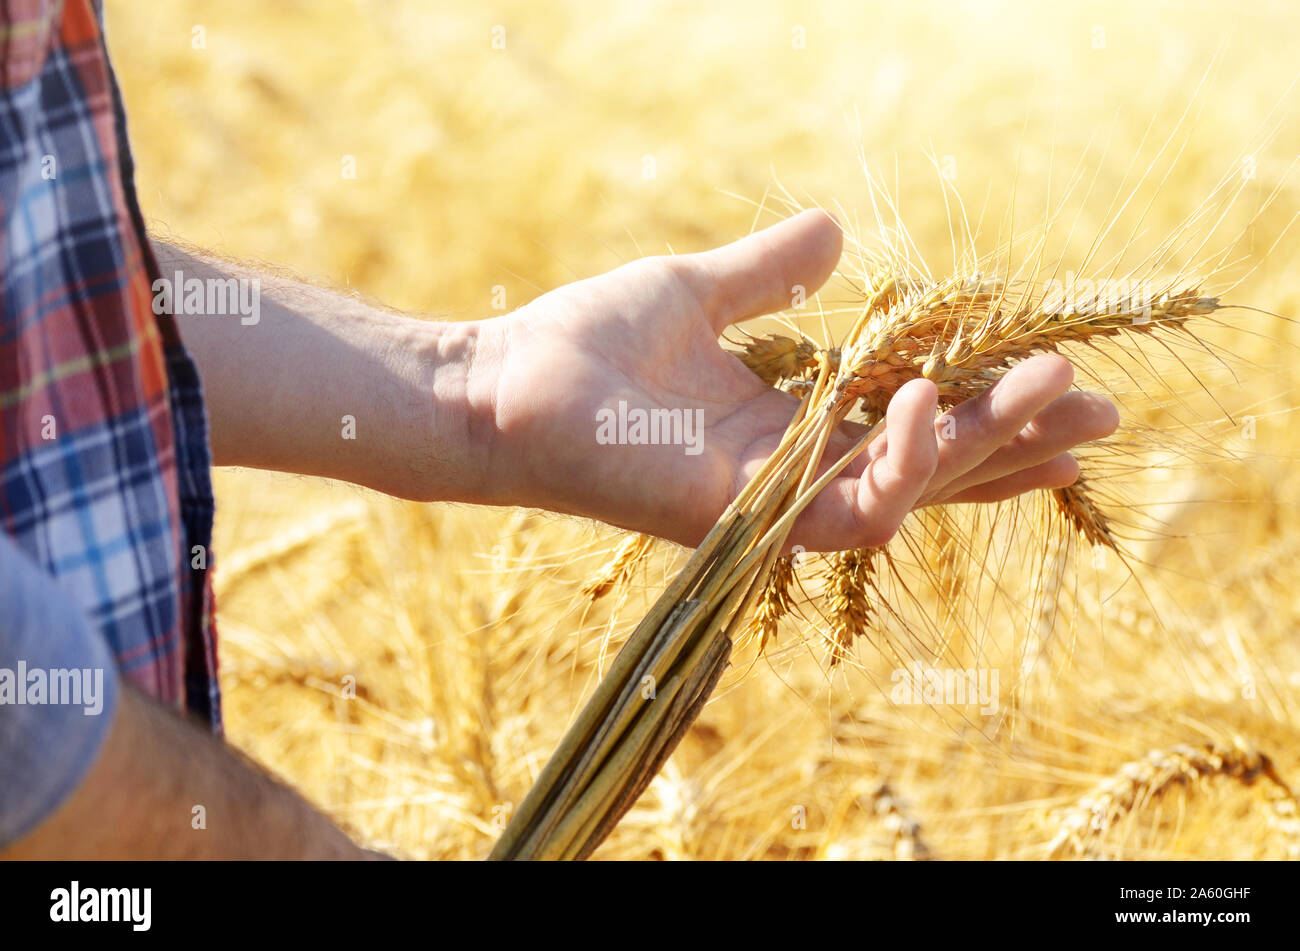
0 530 120 848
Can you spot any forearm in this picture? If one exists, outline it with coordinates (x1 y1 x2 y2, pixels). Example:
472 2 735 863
3 686 373 860
150 238 498 503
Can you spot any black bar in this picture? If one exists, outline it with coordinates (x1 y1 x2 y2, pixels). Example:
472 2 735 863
0 860 1286 938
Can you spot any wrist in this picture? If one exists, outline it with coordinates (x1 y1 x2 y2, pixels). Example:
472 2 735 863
404 315 507 505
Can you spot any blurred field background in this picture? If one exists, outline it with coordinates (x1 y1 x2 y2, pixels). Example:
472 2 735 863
107 0 1300 858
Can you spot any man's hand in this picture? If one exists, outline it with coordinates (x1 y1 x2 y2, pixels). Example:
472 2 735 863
159 211 1117 551
469 210 1119 549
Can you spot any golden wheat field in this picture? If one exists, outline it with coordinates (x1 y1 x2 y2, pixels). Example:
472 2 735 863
108 0 1300 859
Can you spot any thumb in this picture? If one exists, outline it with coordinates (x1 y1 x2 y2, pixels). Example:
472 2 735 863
684 209 843 334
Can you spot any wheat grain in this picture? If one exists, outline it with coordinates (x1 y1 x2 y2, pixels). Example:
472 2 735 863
732 332 819 385
842 281 1220 415
582 532 656 600
1052 475 1118 550
748 553 798 651
824 548 877 666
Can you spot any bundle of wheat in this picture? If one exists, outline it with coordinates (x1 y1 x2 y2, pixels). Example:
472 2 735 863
489 201 1234 859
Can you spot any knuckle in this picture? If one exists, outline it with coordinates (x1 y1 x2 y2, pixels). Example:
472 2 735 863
967 389 1006 445
850 516 899 550
666 254 723 313
846 481 903 549
914 442 941 480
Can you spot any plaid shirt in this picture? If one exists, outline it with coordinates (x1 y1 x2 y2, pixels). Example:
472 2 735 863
0 0 219 728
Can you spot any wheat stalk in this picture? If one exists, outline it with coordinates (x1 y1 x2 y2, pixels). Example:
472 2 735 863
495 217 1230 859
1047 742 1300 859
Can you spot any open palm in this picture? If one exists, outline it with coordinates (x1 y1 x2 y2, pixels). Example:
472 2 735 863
478 211 1118 550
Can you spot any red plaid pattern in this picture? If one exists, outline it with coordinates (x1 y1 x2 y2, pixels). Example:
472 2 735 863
0 0 220 727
